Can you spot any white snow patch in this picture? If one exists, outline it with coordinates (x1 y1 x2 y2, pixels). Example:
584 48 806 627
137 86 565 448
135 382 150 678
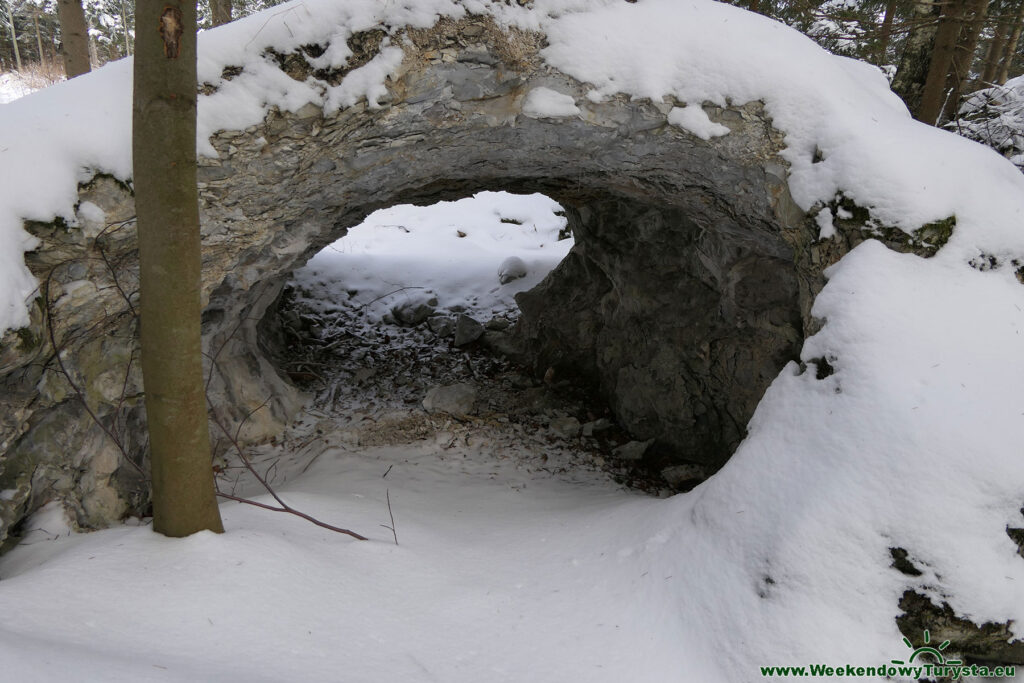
815 207 836 239
667 105 730 140
291 191 571 322
324 44 406 115
522 86 580 118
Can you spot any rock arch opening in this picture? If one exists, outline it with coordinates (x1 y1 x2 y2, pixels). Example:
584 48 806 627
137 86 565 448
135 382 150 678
1 20 837 540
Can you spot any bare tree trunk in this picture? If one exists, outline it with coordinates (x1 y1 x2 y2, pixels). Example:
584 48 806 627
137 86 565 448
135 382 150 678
918 0 970 123
32 10 43 65
56 0 90 78
996 0 1024 81
209 0 231 26
893 0 943 114
940 0 991 121
876 0 900 63
5 0 22 71
119 0 131 56
978 0 1014 85
133 0 225 538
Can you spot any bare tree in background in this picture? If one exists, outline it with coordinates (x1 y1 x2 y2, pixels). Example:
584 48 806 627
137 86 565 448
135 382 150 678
209 0 231 26
55 0 90 77
4 0 22 70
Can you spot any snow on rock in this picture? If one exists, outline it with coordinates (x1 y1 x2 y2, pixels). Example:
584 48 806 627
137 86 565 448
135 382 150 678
522 86 581 118
815 207 836 239
497 255 529 284
667 105 730 140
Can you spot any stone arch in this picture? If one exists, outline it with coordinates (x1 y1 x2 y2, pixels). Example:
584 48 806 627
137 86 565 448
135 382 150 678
0 15 836 543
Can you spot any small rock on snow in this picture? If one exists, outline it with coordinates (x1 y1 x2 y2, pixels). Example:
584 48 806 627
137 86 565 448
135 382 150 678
422 383 478 418
498 256 528 285
392 301 435 326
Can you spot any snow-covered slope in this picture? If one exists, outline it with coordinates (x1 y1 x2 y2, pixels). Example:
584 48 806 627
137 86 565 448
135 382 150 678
0 0 1022 680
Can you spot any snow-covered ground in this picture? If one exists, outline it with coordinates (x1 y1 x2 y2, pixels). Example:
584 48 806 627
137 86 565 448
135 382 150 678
1 0 1023 680
0 70 49 104
290 191 572 325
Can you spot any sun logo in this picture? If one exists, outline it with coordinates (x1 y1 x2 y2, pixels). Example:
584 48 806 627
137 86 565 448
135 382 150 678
891 629 962 666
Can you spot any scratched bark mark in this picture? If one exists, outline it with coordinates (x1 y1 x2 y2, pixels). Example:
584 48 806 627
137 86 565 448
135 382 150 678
159 6 184 59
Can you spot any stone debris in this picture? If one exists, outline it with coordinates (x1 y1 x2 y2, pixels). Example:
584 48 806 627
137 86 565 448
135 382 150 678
548 416 581 439
660 464 706 488
582 418 612 437
427 315 456 338
484 316 512 331
453 314 484 346
423 383 478 418
613 439 655 462
392 300 436 327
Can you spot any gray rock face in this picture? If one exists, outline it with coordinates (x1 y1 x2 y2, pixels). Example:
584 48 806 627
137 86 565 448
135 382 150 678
0 15 858 546
422 383 477 418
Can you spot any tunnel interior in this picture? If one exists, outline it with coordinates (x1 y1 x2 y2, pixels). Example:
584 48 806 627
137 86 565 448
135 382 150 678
245 177 805 488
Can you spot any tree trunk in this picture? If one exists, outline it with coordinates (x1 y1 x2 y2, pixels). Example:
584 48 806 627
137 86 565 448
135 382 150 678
996 0 1024 81
5 0 22 71
940 0 991 122
892 0 943 114
209 0 231 26
978 0 1014 85
133 0 224 538
32 10 43 65
56 0 90 78
918 0 970 123
876 0 900 64
119 0 131 56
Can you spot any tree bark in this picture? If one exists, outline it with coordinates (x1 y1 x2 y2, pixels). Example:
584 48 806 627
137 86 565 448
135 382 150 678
918 0 970 123
209 0 231 26
133 0 224 537
5 0 22 71
996 0 1024 81
56 0 90 78
892 0 943 114
940 0 990 121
